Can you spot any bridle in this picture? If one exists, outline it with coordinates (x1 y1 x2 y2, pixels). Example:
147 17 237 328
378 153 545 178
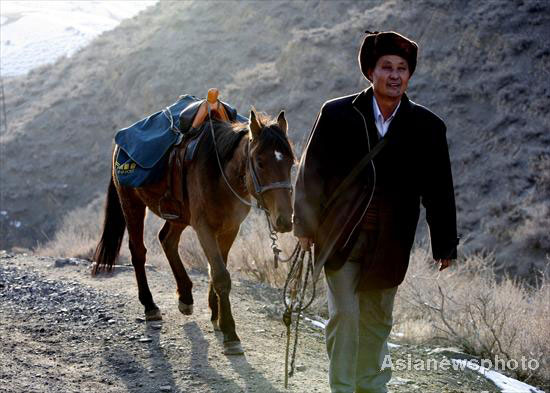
207 105 293 213
246 143 293 210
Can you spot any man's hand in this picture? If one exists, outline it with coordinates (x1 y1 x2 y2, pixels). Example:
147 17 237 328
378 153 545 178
435 258 453 271
298 237 313 251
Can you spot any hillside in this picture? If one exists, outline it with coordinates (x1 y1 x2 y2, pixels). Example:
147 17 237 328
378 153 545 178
1 0 549 278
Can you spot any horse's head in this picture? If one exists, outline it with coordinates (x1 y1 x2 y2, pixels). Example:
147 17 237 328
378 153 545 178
247 108 295 233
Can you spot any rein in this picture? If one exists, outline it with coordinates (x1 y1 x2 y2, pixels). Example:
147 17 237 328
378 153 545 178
208 107 258 210
281 246 315 389
208 105 313 389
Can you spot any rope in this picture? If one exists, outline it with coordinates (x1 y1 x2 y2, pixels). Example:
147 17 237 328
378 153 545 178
283 306 292 388
204 100 311 388
289 252 311 378
282 248 316 388
282 250 316 312
208 104 265 211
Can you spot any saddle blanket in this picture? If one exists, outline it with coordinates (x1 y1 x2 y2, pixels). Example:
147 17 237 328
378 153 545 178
114 94 245 188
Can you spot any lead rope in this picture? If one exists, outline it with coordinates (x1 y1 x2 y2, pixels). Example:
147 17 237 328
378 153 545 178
205 101 310 388
281 247 315 388
261 190 314 389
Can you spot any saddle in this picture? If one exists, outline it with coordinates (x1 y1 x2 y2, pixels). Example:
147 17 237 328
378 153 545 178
180 89 233 161
158 89 245 219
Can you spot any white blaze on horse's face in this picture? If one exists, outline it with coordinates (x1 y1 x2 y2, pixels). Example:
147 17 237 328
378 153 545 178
274 150 283 162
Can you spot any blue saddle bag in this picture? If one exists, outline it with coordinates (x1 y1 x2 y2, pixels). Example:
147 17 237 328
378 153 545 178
114 95 200 187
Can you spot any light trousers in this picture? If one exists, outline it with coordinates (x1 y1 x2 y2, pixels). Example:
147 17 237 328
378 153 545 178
325 261 398 393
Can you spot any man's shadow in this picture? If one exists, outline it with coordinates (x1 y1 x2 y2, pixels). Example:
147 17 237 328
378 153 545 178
184 322 283 393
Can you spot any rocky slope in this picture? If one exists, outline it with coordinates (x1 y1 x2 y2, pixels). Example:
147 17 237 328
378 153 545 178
1 0 549 277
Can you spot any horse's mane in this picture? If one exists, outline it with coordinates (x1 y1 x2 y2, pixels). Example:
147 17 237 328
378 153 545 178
197 120 247 168
201 112 294 166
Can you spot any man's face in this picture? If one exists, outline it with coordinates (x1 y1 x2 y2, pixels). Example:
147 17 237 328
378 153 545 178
368 55 411 99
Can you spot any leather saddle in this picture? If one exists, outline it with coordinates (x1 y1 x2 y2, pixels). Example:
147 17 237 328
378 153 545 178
159 89 238 220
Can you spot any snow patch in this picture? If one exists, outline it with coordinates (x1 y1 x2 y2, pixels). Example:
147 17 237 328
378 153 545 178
0 1 157 76
451 359 544 393
304 316 327 330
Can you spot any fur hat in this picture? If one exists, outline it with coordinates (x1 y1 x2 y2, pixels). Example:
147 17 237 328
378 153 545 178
358 31 418 81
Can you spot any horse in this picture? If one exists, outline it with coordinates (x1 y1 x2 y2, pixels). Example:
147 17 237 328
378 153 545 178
92 108 294 355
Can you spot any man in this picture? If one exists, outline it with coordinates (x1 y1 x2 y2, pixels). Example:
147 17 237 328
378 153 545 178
293 31 459 393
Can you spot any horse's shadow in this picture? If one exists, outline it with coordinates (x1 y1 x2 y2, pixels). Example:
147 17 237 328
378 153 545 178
103 321 183 392
184 322 283 393
102 319 283 392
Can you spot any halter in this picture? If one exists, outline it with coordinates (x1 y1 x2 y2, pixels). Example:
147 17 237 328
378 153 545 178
207 105 292 213
246 142 293 210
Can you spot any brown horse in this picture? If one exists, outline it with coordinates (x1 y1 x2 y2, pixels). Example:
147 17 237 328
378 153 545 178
92 109 294 355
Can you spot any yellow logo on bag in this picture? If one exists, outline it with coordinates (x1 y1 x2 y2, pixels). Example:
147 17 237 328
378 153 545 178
116 160 137 174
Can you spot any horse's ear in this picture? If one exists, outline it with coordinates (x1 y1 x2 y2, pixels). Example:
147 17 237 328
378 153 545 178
277 110 288 134
249 108 262 139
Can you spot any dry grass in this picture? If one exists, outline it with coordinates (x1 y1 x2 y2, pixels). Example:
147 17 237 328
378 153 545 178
395 243 550 384
36 196 104 260
230 211 299 285
36 198 549 386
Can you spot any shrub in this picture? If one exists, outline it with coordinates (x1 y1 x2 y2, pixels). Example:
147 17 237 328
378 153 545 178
395 245 550 384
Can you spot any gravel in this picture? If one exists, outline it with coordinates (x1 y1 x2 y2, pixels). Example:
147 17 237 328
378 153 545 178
0 253 507 392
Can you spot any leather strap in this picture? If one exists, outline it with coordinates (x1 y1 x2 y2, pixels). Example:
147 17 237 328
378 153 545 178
247 146 292 196
323 137 388 212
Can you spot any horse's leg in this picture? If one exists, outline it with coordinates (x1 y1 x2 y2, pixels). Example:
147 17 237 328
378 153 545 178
125 198 161 321
158 221 194 315
208 281 219 331
208 227 239 331
195 222 243 355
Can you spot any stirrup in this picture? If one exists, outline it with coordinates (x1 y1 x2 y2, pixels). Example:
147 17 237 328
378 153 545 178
160 213 179 220
158 195 180 220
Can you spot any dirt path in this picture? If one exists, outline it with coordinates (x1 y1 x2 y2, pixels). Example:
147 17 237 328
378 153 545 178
0 253 500 392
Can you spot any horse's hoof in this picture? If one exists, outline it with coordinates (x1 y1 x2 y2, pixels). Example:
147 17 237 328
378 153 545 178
178 300 193 316
145 308 162 321
223 340 244 356
211 320 221 331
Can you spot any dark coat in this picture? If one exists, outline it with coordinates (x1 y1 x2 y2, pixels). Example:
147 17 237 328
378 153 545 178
293 87 459 289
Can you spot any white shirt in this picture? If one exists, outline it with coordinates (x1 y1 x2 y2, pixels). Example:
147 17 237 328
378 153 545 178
372 96 400 138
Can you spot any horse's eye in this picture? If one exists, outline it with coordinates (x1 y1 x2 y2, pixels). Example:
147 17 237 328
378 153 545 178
257 161 264 169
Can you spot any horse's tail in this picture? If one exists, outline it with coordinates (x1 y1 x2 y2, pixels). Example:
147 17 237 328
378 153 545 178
92 175 126 275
